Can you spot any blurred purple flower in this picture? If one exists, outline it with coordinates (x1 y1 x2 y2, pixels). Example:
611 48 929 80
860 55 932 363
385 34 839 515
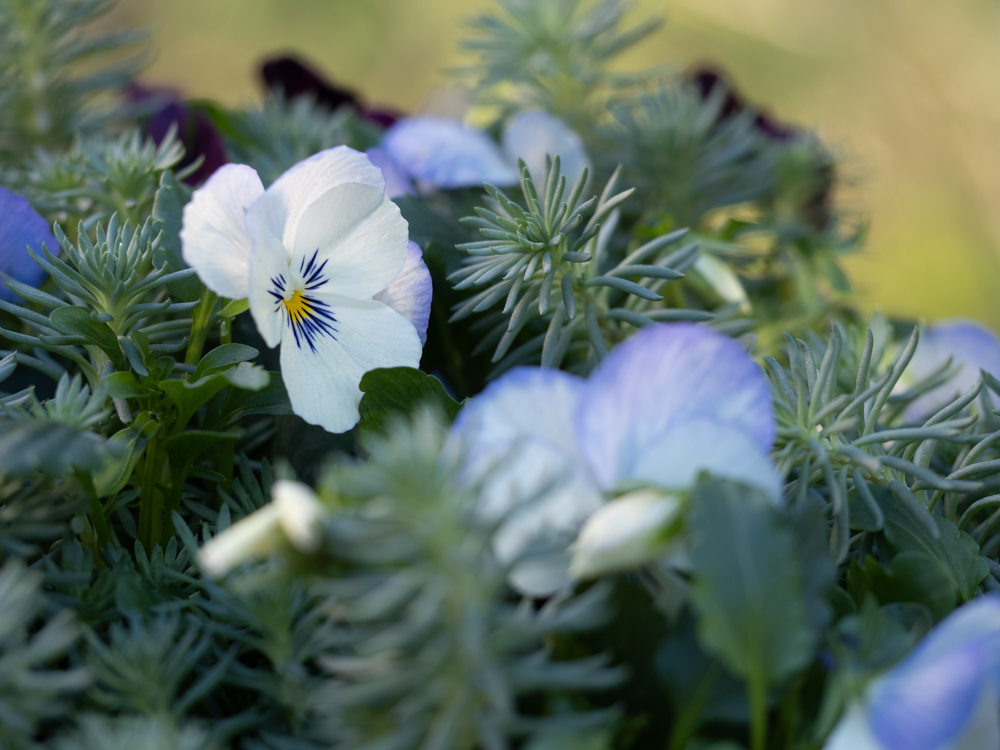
688 67 798 142
824 594 1000 750
450 323 778 594
260 56 403 127
0 186 57 302
130 85 227 185
903 320 1000 419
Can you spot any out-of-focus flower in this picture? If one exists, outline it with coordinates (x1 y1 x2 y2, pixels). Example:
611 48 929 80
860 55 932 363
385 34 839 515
0 186 58 302
450 323 777 594
199 479 326 577
901 320 1000 419
824 594 1000 750
365 147 415 199
260 55 403 127
129 85 227 184
688 67 798 142
180 146 429 433
380 110 591 193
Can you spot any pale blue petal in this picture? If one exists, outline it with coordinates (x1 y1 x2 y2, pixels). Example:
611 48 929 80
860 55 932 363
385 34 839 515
823 705 885 750
865 595 1000 750
630 419 782 500
381 116 519 189
366 147 414 198
953 684 1000 750
372 241 432 345
449 367 603 594
576 323 776 491
502 110 591 190
0 186 58 302
904 320 1000 418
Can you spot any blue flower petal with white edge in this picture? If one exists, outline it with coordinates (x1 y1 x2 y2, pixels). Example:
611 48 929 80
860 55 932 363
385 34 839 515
865 594 1000 750
501 110 591 189
449 367 603 594
0 186 58 302
381 116 519 189
903 320 1000 418
366 147 414 199
373 241 432 345
576 323 777 494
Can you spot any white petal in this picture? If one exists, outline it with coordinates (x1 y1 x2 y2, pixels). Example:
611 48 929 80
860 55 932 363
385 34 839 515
279 296 422 433
290 183 409 301
570 489 684 579
247 224 290 348
693 253 750 311
632 419 782 501
180 164 263 299
502 110 591 190
366 147 414 198
198 504 281 578
248 146 385 250
373 241 432 345
577 323 776 490
273 479 326 553
381 116 519 189
823 706 884 750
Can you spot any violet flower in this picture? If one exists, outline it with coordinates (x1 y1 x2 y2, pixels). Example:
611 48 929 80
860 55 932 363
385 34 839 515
0 186 58 302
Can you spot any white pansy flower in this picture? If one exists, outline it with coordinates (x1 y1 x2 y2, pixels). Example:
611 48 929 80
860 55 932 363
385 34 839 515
199 479 326 578
181 147 431 433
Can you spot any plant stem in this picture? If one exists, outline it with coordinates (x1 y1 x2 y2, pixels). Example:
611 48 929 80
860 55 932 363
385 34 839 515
748 673 769 750
185 287 218 367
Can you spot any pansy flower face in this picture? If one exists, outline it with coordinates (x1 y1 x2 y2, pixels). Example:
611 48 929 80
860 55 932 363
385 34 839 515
181 146 431 433
0 186 58 302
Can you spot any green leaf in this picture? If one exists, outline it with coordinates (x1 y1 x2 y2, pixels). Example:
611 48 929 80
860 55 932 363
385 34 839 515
49 306 124 369
93 412 159 497
873 485 988 602
690 479 819 698
393 195 469 251
193 343 259 380
219 297 250 317
204 371 292 430
159 364 269 433
151 170 202 302
862 552 955 621
104 371 149 399
358 367 462 447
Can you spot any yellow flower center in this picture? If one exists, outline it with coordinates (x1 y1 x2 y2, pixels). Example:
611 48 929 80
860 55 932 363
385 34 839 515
282 289 311 324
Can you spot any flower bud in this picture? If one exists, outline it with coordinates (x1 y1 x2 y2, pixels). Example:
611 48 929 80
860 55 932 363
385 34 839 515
568 489 684 580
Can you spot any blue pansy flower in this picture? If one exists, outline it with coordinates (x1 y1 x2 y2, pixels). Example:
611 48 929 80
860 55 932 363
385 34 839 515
825 594 1000 750
449 323 778 594
380 110 590 193
0 186 57 302
901 320 1000 418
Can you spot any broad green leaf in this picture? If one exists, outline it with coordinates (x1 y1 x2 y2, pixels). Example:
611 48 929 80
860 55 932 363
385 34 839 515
194 343 259 380
50 306 124 369
204 371 292 430
393 195 469 251
358 367 462 447
160 364 269 432
862 552 955 621
151 170 202 301
873 485 988 602
104 371 149 399
93 412 159 497
690 479 818 689
219 298 250 317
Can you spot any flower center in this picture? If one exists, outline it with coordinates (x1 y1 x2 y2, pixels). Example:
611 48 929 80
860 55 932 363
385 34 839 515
267 250 338 353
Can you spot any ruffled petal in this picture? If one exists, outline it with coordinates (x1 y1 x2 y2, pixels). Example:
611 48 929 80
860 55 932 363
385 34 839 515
381 116 519 189
577 323 776 490
631 419 782 501
903 320 1000 418
279 295 422 433
373 241 432 345
248 146 385 250
366 147 414 198
501 110 591 190
247 223 292 348
289 182 409 300
0 186 57 302
449 367 602 595
180 164 263 299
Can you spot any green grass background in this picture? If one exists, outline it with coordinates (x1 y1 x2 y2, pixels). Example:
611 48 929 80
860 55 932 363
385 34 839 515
104 0 1000 330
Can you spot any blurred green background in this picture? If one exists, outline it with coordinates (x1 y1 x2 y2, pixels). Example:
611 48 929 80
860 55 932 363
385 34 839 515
105 0 1000 329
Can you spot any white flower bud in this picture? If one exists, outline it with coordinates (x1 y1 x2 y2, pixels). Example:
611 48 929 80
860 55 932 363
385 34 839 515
198 479 326 578
568 489 684 580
